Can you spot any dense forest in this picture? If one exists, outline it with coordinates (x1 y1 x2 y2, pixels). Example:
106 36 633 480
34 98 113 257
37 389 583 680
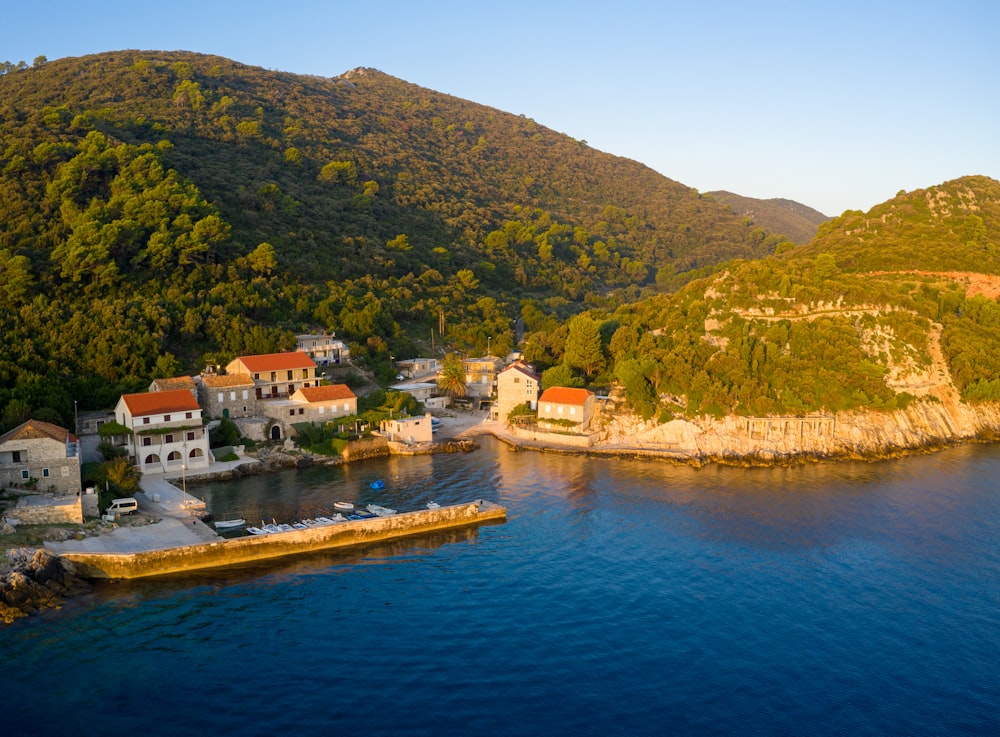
0 51 789 429
1 52 998 432
704 191 830 245
522 177 1000 419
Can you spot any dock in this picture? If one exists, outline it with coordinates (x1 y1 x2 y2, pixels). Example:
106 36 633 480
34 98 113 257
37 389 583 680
50 500 506 580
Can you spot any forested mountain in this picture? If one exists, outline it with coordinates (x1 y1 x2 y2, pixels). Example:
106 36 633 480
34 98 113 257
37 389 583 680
524 176 1000 420
705 191 829 244
0 50 787 428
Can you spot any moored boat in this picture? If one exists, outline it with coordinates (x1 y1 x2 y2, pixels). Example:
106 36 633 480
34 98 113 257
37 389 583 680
367 504 397 517
214 517 247 530
333 501 354 511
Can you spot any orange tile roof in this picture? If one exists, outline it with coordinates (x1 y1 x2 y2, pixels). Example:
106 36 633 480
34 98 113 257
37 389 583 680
296 384 356 402
539 387 592 405
0 419 78 444
121 389 201 417
234 351 316 373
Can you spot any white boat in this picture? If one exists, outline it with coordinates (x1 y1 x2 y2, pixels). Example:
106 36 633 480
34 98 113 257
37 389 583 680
367 504 397 517
316 514 347 525
246 526 267 535
426 501 441 509
214 517 246 530
333 501 354 511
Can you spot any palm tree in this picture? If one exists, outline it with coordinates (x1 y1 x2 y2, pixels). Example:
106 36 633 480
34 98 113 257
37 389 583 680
437 353 467 399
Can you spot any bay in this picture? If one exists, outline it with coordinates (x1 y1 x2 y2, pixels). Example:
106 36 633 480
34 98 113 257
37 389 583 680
3 437 998 736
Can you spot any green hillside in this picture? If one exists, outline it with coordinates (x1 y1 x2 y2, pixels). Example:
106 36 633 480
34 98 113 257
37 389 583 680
523 176 1000 419
0 51 785 428
705 191 829 244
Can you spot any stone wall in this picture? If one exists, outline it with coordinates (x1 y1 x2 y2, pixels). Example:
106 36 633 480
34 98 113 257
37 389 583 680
342 436 389 462
11 494 83 524
508 426 595 448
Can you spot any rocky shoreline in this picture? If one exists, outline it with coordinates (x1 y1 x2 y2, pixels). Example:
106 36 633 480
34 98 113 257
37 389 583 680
1 548 91 624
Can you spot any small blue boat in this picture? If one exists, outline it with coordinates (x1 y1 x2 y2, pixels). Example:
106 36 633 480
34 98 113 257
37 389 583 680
370 479 385 490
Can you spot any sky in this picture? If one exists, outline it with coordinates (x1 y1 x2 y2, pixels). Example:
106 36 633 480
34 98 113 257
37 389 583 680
5 0 998 216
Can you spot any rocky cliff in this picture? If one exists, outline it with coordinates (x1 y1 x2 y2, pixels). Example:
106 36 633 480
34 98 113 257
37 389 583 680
592 398 1000 464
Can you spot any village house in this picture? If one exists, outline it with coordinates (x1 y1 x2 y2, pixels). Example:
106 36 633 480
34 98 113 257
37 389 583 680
225 351 318 400
493 361 540 422
537 387 596 433
0 419 82 495
461 356 504 399
261 383 357 431
198 372 257 420
148 375 198 400
115 389 211 475
395 357 440 379
296 333 350 366
380 413 434 444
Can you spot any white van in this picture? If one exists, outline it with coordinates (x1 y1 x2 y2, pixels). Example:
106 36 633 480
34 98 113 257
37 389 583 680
107 497 138 515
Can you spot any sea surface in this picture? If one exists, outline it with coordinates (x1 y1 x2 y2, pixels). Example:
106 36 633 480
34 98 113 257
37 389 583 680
3 437 999 736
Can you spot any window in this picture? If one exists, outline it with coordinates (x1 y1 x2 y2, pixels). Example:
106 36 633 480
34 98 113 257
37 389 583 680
217 392 224 402
43 468 50 478
12 450 20 463
186 431 195 441
230 391 236 401
185 412 192 419
319 406 325 414
343 403 350 412
143 417 150 425
21 470 29 480
570 407 576 415
165 434 174 444
254 373 260 380
242 390 248 400
298 408 304 415
513 377 520 384
289 409 295 416
164 414 171 422
143 437 152 447
287 370 293 380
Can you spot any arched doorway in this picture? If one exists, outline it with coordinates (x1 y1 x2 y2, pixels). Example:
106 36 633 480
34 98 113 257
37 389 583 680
270 425 282 441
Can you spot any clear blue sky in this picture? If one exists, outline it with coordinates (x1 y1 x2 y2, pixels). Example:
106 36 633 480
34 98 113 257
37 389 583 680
6 0 998 216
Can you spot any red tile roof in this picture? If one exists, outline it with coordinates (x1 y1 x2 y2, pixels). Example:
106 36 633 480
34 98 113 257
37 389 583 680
539 387 592 405
121 389 201 417
296 384 356 402
234 351 316 373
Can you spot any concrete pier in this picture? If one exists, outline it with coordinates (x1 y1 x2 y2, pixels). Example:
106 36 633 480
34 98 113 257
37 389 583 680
52 501 506 580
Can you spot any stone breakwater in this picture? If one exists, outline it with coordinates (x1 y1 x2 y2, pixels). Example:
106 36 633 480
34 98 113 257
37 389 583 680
1 548 90 624
57 501 506 581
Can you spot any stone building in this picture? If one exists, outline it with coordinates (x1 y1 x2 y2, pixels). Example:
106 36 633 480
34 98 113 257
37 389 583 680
462 356 504 398
198 372 257 420
0 419 82 494
261 384 358 433
148 375 198 400
225 351 319 399
493 361 540 422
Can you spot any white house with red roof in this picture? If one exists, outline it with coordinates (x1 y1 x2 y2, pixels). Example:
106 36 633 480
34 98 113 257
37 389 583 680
115 389 211 474
537 386 596 432
0 419 82 495
262 383 357 430
225 351 318 400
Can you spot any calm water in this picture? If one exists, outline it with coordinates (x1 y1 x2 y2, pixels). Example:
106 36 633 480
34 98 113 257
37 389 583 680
4 438 999 736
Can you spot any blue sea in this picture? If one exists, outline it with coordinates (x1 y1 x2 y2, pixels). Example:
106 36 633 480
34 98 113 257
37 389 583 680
4 437 999 736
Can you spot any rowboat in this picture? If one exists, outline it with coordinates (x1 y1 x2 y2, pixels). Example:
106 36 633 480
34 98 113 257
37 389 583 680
214 517 247 530
333 501 354 511
367 504 397 517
